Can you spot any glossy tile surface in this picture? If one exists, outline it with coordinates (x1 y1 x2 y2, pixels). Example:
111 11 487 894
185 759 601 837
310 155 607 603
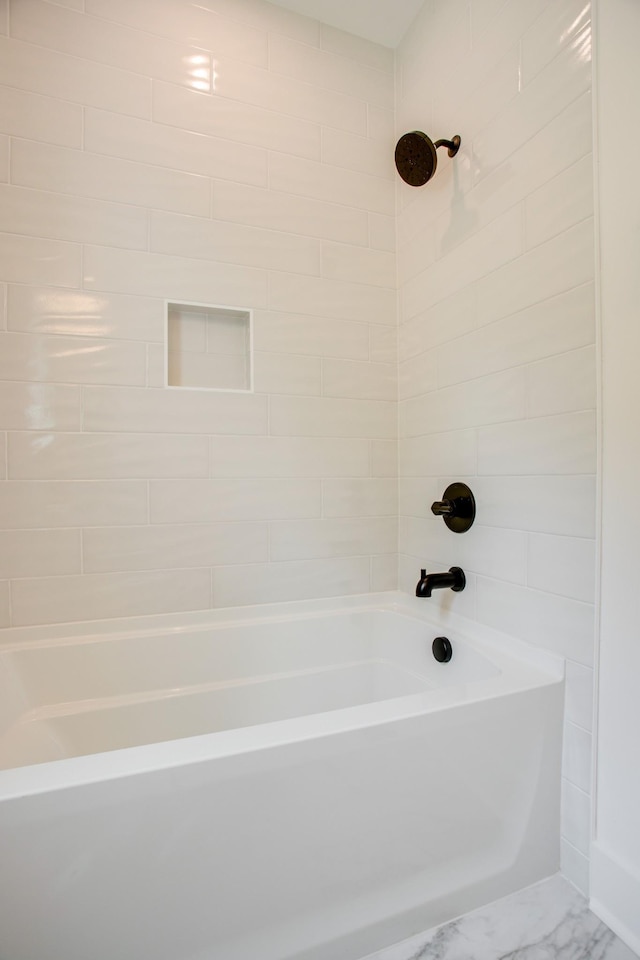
395 0 596 895
12 139 211 216
0 36 152 117
361 875 638 960
0 85 82 147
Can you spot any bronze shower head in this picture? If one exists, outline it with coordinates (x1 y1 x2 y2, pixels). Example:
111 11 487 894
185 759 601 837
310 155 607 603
395 131 461 186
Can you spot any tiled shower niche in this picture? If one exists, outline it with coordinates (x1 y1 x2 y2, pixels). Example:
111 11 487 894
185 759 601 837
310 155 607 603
166 301 253 392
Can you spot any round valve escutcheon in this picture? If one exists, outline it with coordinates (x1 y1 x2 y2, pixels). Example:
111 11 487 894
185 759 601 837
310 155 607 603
431 482 475 533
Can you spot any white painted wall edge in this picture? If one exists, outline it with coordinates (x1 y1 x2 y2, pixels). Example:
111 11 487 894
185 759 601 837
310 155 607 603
592 0 640 937
590 842 640 955
590 0 603 850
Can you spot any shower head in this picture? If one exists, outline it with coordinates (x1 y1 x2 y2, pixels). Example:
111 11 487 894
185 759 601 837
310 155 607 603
394 131 461 186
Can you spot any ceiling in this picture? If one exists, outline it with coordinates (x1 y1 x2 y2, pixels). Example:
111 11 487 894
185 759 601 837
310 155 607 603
268 0 425 48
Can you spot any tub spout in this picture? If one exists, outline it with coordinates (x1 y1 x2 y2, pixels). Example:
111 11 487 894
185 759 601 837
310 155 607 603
416 566 465 598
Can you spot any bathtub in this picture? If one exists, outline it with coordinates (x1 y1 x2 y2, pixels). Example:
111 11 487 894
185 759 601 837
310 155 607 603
0 592 563 960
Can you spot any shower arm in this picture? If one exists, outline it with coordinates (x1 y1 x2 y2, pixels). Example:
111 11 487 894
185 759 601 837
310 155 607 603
433 136 461 158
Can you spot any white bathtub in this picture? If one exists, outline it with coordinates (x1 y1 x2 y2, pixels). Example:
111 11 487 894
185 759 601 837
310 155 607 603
0 593 563 960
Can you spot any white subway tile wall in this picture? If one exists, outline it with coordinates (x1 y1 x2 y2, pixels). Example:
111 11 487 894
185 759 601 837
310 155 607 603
0 0 397 628
0 0 596 897
396 0 595 894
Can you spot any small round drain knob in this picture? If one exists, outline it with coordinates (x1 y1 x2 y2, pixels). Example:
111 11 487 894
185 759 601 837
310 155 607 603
432 636 452 663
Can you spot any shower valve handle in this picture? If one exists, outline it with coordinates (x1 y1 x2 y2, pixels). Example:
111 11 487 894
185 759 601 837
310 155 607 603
431 499 455 517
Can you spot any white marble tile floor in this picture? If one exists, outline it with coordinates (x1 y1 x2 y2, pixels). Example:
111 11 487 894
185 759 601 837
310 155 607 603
361 874 638 960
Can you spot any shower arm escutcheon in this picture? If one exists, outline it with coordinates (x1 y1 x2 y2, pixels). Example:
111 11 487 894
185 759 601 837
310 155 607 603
434 135 461 158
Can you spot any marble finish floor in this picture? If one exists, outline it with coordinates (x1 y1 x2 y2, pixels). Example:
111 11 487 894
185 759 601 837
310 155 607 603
362 874 638 960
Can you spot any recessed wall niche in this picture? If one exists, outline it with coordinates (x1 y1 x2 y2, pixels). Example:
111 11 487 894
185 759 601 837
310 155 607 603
165 301 253 392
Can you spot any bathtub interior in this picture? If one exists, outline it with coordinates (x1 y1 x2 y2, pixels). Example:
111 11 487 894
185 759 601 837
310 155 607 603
0 606 501 771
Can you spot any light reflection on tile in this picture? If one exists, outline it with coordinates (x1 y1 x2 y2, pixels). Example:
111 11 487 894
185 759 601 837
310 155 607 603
7 286 164 342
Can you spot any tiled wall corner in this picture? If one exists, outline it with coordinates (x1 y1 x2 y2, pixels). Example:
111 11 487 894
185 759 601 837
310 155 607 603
395 0 596 895
0 0 397 626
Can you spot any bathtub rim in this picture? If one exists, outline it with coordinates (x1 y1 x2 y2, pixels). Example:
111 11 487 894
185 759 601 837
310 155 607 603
0 590 561 669
0 592 564 802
